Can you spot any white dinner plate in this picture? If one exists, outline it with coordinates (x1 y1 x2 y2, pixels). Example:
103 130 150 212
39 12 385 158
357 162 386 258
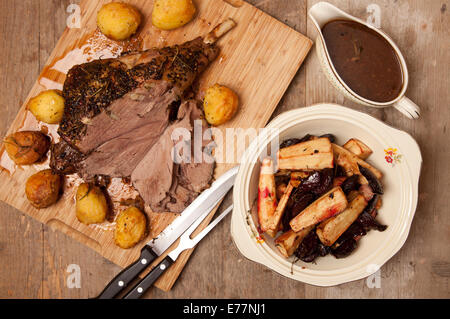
231 103 422 286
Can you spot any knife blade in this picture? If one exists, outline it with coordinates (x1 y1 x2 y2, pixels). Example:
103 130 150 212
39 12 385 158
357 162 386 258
123 204 234 299
149 165 239 255
96 166 239 299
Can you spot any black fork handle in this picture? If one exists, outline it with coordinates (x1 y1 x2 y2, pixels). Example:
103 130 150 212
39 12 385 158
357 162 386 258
123 256 174 299
96 246 157 299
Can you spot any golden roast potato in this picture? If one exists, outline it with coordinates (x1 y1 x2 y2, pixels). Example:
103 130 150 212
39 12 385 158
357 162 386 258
203 84 239 126
25 169 62 209
114 206 147 249
28 90 65 124
76 183 108 225
97 2 142 41
4 131 50 165
152 0 196 30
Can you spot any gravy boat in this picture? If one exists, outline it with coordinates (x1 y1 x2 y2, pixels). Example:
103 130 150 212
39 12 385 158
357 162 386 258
309 1 420 119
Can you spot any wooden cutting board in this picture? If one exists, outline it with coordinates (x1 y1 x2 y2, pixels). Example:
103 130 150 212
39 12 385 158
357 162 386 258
0 0 311 292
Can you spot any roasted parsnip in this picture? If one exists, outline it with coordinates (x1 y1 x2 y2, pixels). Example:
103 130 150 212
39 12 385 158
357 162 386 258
289 171 310 187
275 169 292 177
343 138 373 160
332 144 382 182
276 183 288 200
290 171 311 179
4 131 50 165
316 194 367 246
290 186 348 232
258 158 277 233
278 137 334 170
275 226 313 258
265 181 294 237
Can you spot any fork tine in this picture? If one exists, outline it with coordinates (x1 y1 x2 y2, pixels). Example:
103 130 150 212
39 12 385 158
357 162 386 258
179 191 226 240
168 203 233 261
180 209 211 240
189 205 233 246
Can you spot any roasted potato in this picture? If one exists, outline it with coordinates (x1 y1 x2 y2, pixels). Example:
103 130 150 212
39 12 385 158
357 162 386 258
25 169 61 209
203 84 239 126
28 90 65 124
97 2 142 41
114 206 147 249
4 131 50 165
76 183 108 225
152 0 196 30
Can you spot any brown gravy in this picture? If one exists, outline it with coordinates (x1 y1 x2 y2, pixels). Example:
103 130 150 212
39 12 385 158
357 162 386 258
322 20 403 103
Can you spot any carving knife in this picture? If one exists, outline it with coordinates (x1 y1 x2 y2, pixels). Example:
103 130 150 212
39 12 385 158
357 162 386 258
123 204 234 299
96 166 239 298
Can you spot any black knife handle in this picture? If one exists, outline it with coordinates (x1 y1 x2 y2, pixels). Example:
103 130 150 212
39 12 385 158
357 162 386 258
123 256 174 299
96 246 157 299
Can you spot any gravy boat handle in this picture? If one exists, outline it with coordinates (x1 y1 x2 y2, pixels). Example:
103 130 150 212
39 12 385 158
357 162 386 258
393 96 420 119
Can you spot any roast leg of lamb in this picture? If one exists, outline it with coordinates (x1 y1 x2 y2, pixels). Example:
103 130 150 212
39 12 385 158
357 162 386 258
50 19 236 213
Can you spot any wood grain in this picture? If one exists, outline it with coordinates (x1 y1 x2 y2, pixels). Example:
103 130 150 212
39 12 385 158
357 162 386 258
0 0 449 299
303 0 450 298
0 0 311 294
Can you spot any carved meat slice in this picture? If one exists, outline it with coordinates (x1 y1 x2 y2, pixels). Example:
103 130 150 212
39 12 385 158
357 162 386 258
76 80 178 154
131 101 214 213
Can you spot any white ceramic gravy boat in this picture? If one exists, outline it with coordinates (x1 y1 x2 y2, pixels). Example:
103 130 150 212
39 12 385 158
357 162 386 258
309 1 420 119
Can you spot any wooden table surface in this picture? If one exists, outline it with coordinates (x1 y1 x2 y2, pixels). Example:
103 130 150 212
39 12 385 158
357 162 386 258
0 0 448 299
